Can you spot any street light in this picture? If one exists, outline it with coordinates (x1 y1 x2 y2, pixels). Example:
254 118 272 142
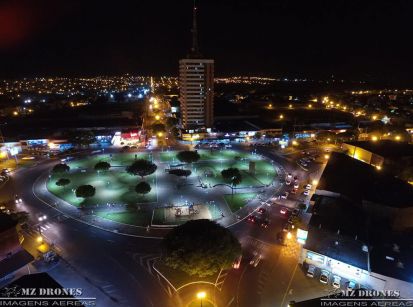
36 236 43 243
286 232 292 240
312 179 318 186
279 114 284 119
371 136 378 142
324 154 330 160
395 135 401 141
196 291 206 307
155 115 160 120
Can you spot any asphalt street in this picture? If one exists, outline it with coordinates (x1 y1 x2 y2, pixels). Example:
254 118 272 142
0 142 330 307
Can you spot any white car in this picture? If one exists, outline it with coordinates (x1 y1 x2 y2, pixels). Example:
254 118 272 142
286 180 291 186
332 275 341 289
293 182 299 189
281 192 289 199
306 265 316 278
303 190 310 196
305 184 312 190
286 173 292 179
15 196 22 204
320 270 330 284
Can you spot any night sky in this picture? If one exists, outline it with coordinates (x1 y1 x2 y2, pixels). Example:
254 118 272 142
0 0 412 83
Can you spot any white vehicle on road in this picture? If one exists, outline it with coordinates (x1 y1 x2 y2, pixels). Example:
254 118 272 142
281 192 289 199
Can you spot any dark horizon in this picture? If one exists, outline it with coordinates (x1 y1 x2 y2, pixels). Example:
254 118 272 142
0 0 412 85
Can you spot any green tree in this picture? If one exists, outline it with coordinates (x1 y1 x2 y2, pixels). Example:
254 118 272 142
162 219 241 277
56 178 71 189
52 163 70 174
126 159 157 179
176 151 200 165
75 185 96 199
221 168 242 195
10 211 29 224
94 161 111 172
135 181 151 198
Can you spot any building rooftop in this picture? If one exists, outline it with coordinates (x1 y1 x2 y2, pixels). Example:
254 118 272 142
0 248 34 279
307 194 413 282
345 140 413 158
317 152 413 208
306 196 369 270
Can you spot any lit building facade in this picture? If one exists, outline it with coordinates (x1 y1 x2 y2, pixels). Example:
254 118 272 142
179 4 214 129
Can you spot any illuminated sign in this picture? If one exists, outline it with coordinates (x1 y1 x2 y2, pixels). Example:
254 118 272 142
297 228 308 244
9 147 18 156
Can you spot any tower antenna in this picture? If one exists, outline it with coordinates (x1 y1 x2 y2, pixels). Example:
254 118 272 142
190 0 200 56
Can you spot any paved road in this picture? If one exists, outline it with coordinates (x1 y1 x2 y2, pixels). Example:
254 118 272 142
1 142 329 307
2 158 173 307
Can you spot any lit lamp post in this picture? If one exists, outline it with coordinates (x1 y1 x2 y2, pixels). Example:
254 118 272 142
196 291 206 307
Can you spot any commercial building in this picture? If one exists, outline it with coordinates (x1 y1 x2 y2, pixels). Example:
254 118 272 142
299 153 413 297
179 4 214 129
342 140 413 183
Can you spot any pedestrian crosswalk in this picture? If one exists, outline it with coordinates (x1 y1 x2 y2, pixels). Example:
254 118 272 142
215 270 229 291
129 252 160 276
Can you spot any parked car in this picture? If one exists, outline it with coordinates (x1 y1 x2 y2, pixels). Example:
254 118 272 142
291 188 297 194
320 270 330 284
257 207 266 214
247 215 257 223
286 179 291 186
303 190 310 196
282 223 292 232
286 173 292 179
293 182 299 189
306 265 316 278
332 275 341 289
292 208 300 217
14 195 22 204
305 184 312 190
281 192 289 199
260 219 269 229
233 255 242 269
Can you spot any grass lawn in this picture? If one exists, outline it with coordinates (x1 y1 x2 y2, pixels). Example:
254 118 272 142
159 149 254 163
223 192 257 212
95 210 152 226
154 261 219 290
67 152 150 169
47 155 157 207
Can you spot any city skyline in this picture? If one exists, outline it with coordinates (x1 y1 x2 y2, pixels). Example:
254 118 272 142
0 0 412 85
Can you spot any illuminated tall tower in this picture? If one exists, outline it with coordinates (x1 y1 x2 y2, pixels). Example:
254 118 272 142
179 2 214 129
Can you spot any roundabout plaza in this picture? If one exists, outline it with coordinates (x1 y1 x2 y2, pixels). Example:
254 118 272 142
42 148 282 233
